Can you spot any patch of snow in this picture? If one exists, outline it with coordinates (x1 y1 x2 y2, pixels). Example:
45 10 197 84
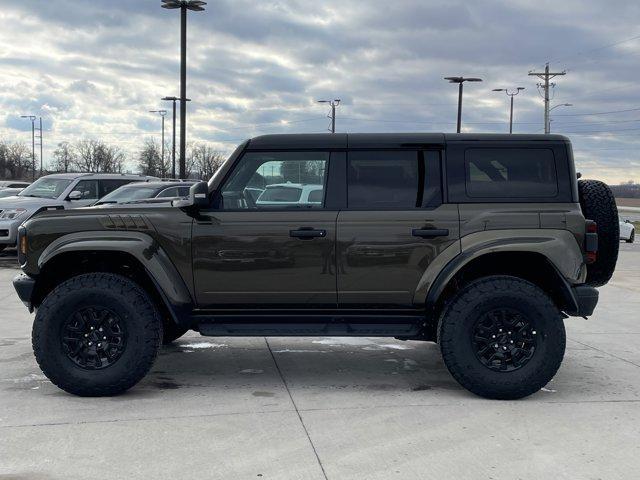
274 349 329 353
541 387 557 393
181 342 227 350
10 374 48 383
239 369 263 374
312 338 413 350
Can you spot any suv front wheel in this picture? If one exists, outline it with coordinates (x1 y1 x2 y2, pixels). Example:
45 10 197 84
32 273 162 396
438 275 566 400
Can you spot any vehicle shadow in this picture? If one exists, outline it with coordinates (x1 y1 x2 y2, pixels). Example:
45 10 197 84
0 248 19 269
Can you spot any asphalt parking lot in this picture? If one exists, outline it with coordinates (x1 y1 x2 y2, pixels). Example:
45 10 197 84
1 244 639 480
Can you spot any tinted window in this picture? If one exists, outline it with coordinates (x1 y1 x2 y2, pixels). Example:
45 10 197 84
99 179 135 197
348 151 420 209
177 187 191 197
73 180 99 199
465 149 558 198
157 187 180 198
220 151 329 210
307 189 324 203
258 186 302 202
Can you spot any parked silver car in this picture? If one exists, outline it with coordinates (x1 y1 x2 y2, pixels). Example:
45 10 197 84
0 173 156 252
0 181 30 190
0 188 25 199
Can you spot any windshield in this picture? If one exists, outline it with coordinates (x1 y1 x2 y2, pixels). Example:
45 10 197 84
19 178 72 199
96 185 160 204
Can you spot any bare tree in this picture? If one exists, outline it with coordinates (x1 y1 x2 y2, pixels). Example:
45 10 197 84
0 141 32 180
187 143 225 180
51 142 76 173
138 138 170 178
73 140 125 173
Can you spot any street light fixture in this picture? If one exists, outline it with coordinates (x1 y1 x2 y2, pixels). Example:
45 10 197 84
492 87 525 134
548 103 573 133
20 115 36 181
150 110 168 174
161 0 206 179
162 96 191 179
317 99 341 133
444 77 483 133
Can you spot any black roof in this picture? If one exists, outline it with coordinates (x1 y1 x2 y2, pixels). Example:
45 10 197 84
246 133 570 150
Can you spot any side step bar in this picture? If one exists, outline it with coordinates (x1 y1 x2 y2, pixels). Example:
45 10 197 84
196 314 424 337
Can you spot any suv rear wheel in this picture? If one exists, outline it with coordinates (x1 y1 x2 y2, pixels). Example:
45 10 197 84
438 275 566 400
32 273 162 396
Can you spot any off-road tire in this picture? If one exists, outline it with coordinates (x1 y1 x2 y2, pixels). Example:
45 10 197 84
578 179 619 286
438 276 566 400
162 320 189 345
627 230 635 244
32 273 162 396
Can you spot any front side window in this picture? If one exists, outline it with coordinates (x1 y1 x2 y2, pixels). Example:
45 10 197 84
348 150 439 209
72 180 99 200
465 148 558 198
220 152 329 210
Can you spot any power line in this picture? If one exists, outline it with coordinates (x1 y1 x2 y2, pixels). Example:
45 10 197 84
528 63 566 134
554 107 640 117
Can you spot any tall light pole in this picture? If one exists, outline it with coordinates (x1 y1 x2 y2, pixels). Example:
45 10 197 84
150 110 168 174
20 115 36 181
161 0 206 179
444 77 483 133
548 103 573 133
492 87 525 134
38 117 43 176
162 96 191 179
317 99 341 133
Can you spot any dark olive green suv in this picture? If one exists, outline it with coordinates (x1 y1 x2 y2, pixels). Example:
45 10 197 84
12 133 619 399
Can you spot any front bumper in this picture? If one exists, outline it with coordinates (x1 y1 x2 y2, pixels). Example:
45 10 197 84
13 273 36 311
0 218 21 245
568 285 599 317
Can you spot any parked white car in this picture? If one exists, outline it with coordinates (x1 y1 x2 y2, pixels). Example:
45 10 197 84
255 183 324 207
620 219 635 243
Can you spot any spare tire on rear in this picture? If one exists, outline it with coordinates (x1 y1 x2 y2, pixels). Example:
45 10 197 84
578 179 619 287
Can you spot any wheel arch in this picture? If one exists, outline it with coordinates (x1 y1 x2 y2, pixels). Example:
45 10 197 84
32 231 193 327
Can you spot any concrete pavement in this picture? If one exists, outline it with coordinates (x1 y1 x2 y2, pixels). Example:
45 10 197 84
1 245 639 479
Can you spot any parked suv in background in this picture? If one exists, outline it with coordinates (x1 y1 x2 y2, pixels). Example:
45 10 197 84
0 173 156 252
13 133 619 399
0 181 30 189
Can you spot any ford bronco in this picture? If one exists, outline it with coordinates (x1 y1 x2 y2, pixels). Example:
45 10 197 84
12 133 619 399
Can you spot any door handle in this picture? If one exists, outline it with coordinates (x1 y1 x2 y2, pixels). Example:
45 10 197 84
290 228 327 239
412 228 449 238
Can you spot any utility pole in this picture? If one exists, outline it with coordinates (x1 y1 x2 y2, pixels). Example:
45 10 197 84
150 110 168 175
20 115 36 181
162 96 191 179
492 88 525 133
38 117 43 176
161 0 207 179
444 77 483 133
528 63 566 134
317 99 341 133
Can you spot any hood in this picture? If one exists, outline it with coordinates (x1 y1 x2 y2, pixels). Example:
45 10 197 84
0 195 64 211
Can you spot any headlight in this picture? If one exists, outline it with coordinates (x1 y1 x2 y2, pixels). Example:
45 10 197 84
0 208 27 220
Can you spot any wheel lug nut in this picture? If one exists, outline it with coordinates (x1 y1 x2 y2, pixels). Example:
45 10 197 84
84 334 88 338
98 343 102 347
492 335 496 339
494 344 499 348
99 328 103 332
90 327 94 330
510 340 514 344
88 342 92 346
103 336 107 340
532 330 537 335
503 346 507 350
499 329 502 332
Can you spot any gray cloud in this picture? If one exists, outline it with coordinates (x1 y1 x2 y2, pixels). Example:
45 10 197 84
0 0 639 182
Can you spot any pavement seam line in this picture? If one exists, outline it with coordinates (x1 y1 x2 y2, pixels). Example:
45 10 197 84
264 337 329 480
569 338 640 368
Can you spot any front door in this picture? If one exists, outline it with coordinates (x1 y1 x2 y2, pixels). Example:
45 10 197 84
193 151 338 308
337 150 460 307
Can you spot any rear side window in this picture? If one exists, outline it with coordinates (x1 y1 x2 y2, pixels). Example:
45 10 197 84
465 149 558 198
347 150 441 209
100 179 136 197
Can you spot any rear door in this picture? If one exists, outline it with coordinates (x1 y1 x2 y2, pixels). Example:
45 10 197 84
337 150 459 307
192 151 339 308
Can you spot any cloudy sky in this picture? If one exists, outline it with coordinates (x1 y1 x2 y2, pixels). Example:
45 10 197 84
1 0 639 182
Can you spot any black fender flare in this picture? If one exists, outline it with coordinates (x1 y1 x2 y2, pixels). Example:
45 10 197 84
37 231 193 325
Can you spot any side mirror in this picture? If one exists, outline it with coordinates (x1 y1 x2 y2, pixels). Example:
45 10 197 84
172 181 209 209
68 191 83 201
